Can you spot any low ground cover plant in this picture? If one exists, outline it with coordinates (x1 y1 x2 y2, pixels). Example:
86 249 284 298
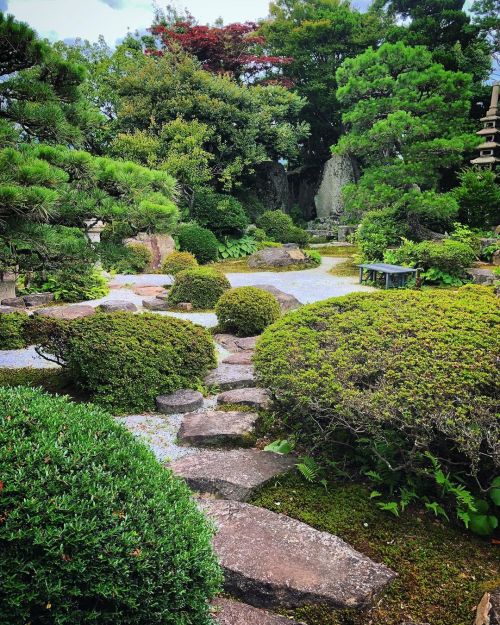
33 312 216 412
215 286 281 336
0 386 221 624
254 287 499 530
168 267 230 309
34 265 110 302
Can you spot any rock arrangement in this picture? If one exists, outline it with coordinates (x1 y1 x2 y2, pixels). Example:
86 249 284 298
247 245 309 269
135 332 397 624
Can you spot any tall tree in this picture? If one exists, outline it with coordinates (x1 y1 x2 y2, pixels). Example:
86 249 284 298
260 0 385 162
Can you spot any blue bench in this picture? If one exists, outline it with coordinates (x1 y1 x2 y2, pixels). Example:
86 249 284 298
358 263 418 289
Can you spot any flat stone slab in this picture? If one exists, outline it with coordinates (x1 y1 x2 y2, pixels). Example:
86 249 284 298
178 410 259 447
252 285 302 312
133 286 168 297
222 352 253 365
214 334 259 353
235 336 258 350
143 297 170 311
0 306 28 315
217 387 271 409
205 364 255 391
34 305 95 320
23 292 54 307
1 296 26 308
201 499 396 610
212 598 304 624
171 449 295 501
98 300 137 312
156 389 204 415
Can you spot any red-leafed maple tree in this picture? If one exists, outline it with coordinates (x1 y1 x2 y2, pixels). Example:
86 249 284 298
147 20 292 82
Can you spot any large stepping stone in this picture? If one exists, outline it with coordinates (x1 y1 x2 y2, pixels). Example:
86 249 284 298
235 336 258 350
98 300 137 312
205 364 255 391
222 352 253 365
34 305 95 320
252 285 302 312
143 297 170 311
171 449 295 501
201 499 396 610
23 292 54 307
178 410 259 447
156 389 204 414
1 296 26 308
212 598 304 624
217 387 271 409
0 305 28 315
214 334 258 353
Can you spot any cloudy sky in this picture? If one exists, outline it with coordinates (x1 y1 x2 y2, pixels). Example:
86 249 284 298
3 0 371 45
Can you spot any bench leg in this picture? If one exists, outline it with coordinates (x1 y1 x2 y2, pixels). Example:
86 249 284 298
385 273 391 289
359 267 363 284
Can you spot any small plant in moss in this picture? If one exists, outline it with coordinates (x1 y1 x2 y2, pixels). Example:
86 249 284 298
162 250 198 276
0 312 29 349
177 223 219 264
0 386 221 624
169 267 230 309
215 286 281 336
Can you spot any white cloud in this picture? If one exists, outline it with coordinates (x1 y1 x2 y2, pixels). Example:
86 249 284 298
99 0 126 9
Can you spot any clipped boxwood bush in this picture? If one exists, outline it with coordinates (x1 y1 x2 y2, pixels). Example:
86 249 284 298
257 210 309 246
35 312 216 412
0 386 221 624
162 250 198 276
168 268 230 310
192 188 248 236
177 223 219 264
389 238 476 277
255 288 499 491
216 287 281 337
0 312 29 349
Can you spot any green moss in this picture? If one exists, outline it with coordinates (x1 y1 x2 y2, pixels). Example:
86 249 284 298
251 475 499 625
329 257 358 277
311 245 358 257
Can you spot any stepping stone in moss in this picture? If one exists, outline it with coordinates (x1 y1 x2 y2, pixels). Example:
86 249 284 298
156 389 204 415
171 449 295 501
201 499 397 610
178 410 259 447
205 364 255 391
217 387 271 410
222 352 253 365
212 598 304 624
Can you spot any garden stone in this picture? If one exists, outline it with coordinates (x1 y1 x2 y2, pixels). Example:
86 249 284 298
133 286 168 297
480 237 498 251
217 387 271 409
214 334 258 353
235 336 258 350
205 363 255 390
0 305 28 315
23 292 54 307
212 598 304 625
34 305 95 320
200 499 396 610
492 249 500 266
222 352 253 365
466 268 495 285
124 232 175 269
476 588 500 625
252 284 302 311
176 302 193 311
178 410 259 447
248 246 308 269
98 301 137 312
156 389 204 415
142 297 170 311
1 296 26 308
171 449 295 501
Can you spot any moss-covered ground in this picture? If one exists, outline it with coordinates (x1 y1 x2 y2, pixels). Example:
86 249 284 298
251 474 499 625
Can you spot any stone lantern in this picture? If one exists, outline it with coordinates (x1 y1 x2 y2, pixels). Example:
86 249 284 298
471 81 500 168
84 219 106 245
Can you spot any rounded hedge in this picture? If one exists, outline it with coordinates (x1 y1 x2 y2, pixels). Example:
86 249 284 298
216 287 281 336
177 223 219 264
192 189 248 236
34 312 216 412
257 210 309 246
390 238 476 277
0 386 221 624
168 268 231 310
0 312 29 349
162 250 198 276
255 288 499 484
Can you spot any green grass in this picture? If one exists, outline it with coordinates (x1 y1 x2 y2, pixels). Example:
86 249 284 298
329 257 359 277
310 244 358 257
251 474 499 625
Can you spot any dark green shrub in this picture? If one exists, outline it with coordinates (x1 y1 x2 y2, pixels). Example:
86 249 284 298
257 210 309 245
177 223 219 264
255 289 499 503
192 188 248 236
453 168 500 228
357 208 406 260
35 312 216 412
100 242 152 274
215 287 281 336
36 265 109 302
0 386 221 624
161 250 198 275
169 268 230 310
389 238 476 277
0 312 29 349
0 367 70 393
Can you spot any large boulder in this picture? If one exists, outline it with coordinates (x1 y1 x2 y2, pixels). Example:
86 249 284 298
314 154 355 220
124 232 175 270
23 293 54 307
466 268 496 285
252 285 301 312
248 246 308 269
1 297 25 308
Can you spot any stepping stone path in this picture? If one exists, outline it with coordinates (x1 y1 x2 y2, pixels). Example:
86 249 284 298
217 387 271 409
178 410 259 447
98 301 137 312
34 304 95 320
156 389 204 414
212 598 304 624
205 363 255 391
134 332 395 623
171 449 295 501
201 499 396 610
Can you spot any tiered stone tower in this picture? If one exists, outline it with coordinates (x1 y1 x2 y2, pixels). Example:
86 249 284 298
471 81 500 168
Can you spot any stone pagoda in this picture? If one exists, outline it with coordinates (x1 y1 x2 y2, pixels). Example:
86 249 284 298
471 81 500 168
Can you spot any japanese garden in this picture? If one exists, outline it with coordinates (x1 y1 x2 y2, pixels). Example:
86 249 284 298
0 1 499 624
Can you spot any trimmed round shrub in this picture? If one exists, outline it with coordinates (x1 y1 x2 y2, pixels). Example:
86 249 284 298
0 386 221 624
255 289 499 487
35 312 216 412
216 287 281 337
177 223 219 264
192 188 248 236
168 267 230 310
390 238 476 277
162 250 198 276
257 210 309 246
0 312 29 349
